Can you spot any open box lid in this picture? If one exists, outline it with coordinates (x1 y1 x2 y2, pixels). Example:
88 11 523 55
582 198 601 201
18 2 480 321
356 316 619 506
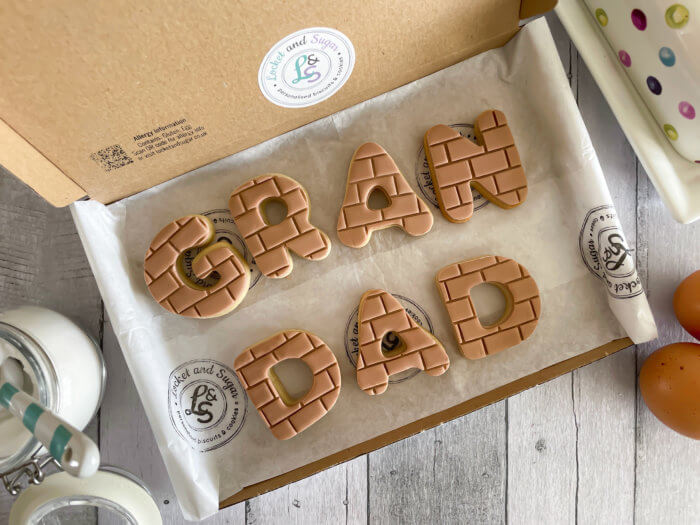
0 0 555 207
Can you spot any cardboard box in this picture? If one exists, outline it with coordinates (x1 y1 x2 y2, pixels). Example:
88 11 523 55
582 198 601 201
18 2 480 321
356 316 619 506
1 0 554 206
3 0 642 513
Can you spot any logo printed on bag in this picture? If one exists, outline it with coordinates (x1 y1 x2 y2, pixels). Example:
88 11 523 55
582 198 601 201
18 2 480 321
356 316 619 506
579 205 642 298
182 209 262 289
168 359 247 452
344 294 434 384
258 27 355 108
415 124 489 212
183 381 225 429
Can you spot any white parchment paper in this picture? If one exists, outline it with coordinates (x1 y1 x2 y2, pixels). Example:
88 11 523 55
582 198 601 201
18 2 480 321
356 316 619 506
71 19 656 521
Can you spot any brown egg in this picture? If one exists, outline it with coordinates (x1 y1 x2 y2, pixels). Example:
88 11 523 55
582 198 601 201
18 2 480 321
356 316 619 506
639 342 700 439
674 270 700 340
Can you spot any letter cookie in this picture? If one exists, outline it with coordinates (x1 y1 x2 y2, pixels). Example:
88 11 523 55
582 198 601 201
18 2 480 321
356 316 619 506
424 110 527 222
337 143 433 248
144 215 250 318
356 290 449 395
229 174 331 278
234 330 341 440
435 256 540 359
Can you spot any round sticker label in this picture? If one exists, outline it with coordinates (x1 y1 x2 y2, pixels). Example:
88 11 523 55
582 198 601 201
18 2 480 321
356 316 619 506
168 359 247 452
258 27 355 108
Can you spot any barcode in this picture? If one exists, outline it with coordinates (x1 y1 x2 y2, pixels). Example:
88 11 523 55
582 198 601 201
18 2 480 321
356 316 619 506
90 144 134 172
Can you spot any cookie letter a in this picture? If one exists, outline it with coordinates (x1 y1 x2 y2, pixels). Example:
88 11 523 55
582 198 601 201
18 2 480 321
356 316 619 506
356 290 449 395
435 256 540 359
144 215 250 318
229 174 331 278
337 143 433 248
425 110 527 222
234 330 341 440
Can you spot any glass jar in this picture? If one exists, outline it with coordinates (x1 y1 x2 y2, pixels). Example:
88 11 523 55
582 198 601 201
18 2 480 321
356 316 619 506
9 466 161 524
0 306 105 492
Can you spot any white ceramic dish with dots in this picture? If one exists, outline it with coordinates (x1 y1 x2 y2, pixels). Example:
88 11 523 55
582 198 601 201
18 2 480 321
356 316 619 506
557 0 700 223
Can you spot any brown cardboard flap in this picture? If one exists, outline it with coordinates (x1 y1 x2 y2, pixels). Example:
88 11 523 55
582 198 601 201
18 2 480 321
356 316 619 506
520 0 558 19
0 119 86 206
220 336 631 508
0 0 556 206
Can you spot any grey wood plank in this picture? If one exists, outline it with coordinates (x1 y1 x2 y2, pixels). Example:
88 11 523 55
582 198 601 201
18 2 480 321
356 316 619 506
0 165 102 523
367 402 506 525
507 375 577 524
346 457 368 525
98 318 245 524
634 171 700 525
573 349 636 525
246 456 367 525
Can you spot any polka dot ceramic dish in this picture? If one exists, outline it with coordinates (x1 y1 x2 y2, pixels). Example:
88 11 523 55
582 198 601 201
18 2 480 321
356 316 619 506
584 1 699 162
557 0 700 223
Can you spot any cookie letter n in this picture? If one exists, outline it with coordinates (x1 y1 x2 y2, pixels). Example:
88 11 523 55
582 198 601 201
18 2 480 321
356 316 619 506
425 110 527 223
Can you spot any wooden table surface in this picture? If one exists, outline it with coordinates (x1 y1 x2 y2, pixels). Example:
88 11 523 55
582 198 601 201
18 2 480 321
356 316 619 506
1 13 698 524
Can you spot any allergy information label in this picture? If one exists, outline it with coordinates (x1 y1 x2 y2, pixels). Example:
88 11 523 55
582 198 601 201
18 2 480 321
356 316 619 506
131 118 207 161
258 27 355 109
89 117 208 172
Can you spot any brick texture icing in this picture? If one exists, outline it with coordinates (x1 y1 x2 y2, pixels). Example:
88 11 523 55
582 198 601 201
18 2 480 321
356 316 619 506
424 110 527 222
144 215 250 318
436 255 540 359
337 143 433 248
229 174 331 278
234 330 341 440
356 290 449 395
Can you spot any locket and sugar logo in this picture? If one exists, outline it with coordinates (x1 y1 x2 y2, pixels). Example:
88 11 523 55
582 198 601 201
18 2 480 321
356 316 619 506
168 359 247 452
258 27 355 108
181 209 262 289
344 294 434 384
415 124 489 212
579 205 642 298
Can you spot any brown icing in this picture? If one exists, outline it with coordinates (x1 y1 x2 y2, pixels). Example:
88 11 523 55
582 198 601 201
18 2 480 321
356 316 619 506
229 174 331 278
234 330 341 440
356 290 449 395
424 110 527 222
337 143 433 248
435 255 540 359
144 215 250 318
